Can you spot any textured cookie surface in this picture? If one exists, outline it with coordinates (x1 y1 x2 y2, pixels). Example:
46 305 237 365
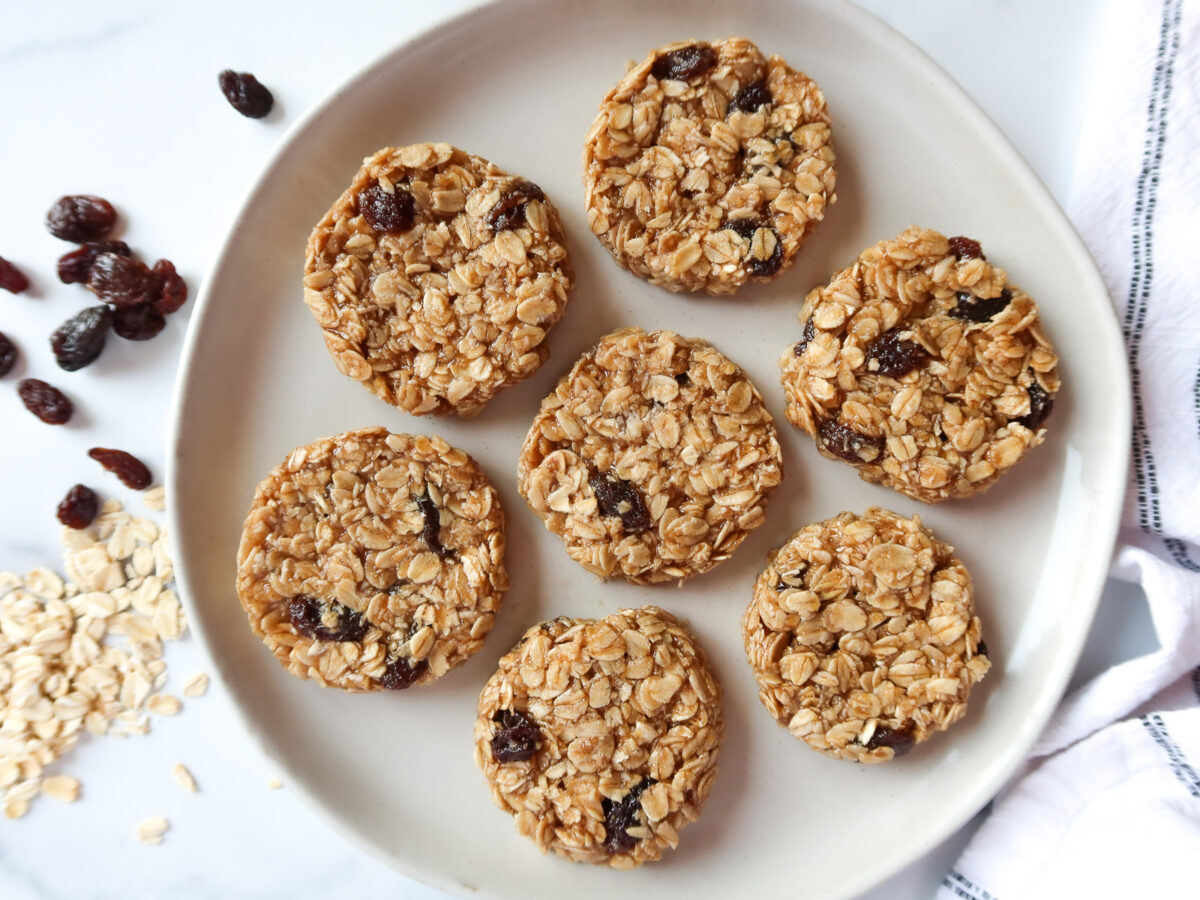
583 37 835 294
742 507 990 762
779 226 1060 502
517 327 782 584
304 143 573 417
475 608 723 868
236 427 507 691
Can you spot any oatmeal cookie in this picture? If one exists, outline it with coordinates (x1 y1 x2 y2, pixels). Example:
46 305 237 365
517 327 782 584
583 37 836 294
304 143 573 417
235 427 507 691
475 608 723 868
779 226 1060 502
742 508 990 762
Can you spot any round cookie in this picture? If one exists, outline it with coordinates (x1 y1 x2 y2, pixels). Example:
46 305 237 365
474 608 723 868
583 36 836 294
778 225 1060 503
304 143 573 417
517 327 782 584
235 427 507 691
742 507 990 762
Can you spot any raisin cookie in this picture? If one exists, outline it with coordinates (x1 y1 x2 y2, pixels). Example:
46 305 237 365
304 143 573 417
583 37 836 294
779 226 1060 502
742 508 990 762
517 327 782 584
235 427 507 691
475 608 723 868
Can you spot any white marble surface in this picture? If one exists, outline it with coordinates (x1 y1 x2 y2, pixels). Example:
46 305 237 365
0 1 1152 897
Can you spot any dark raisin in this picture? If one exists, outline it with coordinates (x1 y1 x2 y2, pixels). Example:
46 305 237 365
218 69 274 118
485 179 545 233
111 303 166 341
588 469 650 533
975 639 989 658
728 80 772 114
358 182 416 234
88 447 152 489
416 489 453 558
0 332 17 377
385 578 411 596
50 306 112 371
150 259 188 314
380 655 427 690
793 317 816 357
864 328 930 378
775 566 807 591
0 256 30 293
602 779 655 854
288 595 369 642
865 724 916 756
17 378 73 425
723 219 783 276
818 419 883 464
56 240 131 285
491 709 541 762
651 44 717 82
87 253 156 307
949 288 1011 323
1014 379 1053 431
46 195 117 242
56 484 99 530
947 236 984 260
674 372 690 385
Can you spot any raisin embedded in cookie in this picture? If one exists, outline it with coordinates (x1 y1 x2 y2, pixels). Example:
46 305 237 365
517 327 782 584
583 37 836 294
778 225 1060 502
235 427 507 691
742 508 990 762
474 608 724 868
304 143 573 417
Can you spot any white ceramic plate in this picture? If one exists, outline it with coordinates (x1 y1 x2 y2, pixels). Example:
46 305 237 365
168 0 1130 896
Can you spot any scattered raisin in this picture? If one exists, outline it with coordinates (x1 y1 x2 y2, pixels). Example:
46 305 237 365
111 303 166 341
380 655 427 690
651 44 717 82
491 709 541 762
865 724 916 756
46 195 117 242
56 240 131 284
416 489 453 558
0 332 17 377
288 595 369 642
485 179 545 233
1014 379 1053 431
724 219 783 276
17 378 73 425
0 256 30 294
218 69 274 118
87 253 156 307
864 328 930 378
947 236 984 260
602 779 655 854
589 469 651 533
358 183 416 234
818 418 883 464
50 306 112 371
56 484 99 530
150 259 188 314
793 317 816 357
728 81 772 114
949 288 1011 324
975 639 989 658
87 447 152 489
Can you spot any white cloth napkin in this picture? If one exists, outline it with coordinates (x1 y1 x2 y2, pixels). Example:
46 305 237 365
936 0 1200 895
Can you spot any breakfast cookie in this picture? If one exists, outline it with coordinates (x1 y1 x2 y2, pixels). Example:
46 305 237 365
742 507 990 762
235 427 507 691
304 143 573 417
517 327 782 584
475 607 723 868
778 226 1060 502
583 36 836 294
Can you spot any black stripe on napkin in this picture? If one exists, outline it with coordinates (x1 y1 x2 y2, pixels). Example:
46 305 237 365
1141 712 1200 798
942 868 999 900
